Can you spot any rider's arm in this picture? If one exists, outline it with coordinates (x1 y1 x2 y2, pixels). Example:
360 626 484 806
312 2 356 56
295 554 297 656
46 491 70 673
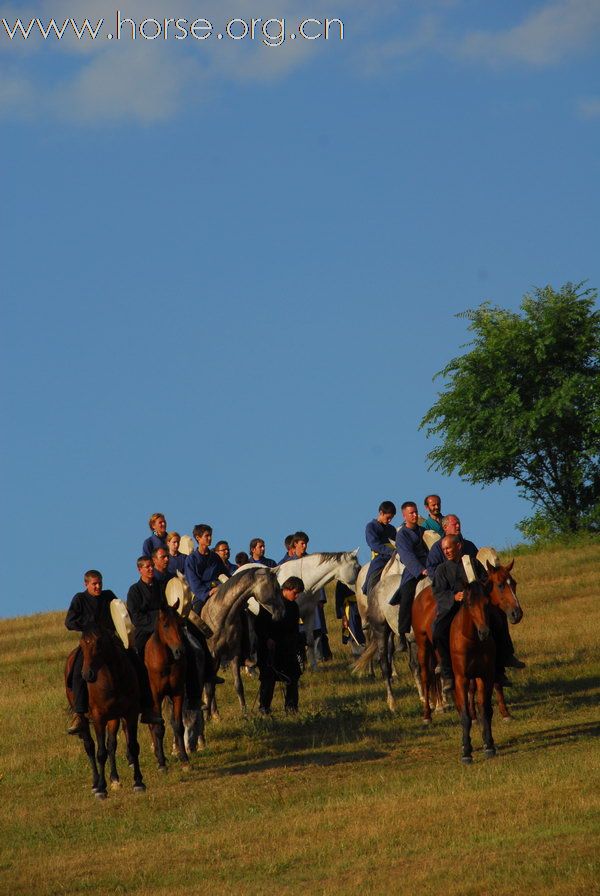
365 521 395 557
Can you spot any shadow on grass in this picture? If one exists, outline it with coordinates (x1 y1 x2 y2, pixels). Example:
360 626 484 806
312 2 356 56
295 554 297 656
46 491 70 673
218 747 388 777
512 672 599 712
499 719 599 755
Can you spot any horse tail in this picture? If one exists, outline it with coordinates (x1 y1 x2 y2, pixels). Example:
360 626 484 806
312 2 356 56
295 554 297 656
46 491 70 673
352 638 378 675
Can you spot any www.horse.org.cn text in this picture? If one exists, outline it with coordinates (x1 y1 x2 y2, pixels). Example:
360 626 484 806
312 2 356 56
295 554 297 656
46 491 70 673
1 12 345 47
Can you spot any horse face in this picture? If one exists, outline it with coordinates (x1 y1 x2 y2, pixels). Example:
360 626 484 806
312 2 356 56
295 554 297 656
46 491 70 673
157 606 185 660
486 560 523 624
464 583 490 641
337 551 361 587
253 570 285 620
80 630 102 682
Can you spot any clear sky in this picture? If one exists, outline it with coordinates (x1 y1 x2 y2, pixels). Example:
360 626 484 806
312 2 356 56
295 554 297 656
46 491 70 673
2 1 599 617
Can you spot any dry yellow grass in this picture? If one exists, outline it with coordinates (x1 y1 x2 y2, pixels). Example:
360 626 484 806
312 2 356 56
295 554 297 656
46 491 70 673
1 540 599 896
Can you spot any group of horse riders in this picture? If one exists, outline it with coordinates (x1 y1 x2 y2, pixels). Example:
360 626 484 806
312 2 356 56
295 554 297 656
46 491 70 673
362 495 525 693
65 515 320 733
65 499 525 735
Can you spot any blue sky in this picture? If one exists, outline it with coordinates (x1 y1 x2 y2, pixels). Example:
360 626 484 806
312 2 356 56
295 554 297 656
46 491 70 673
2 1 599 617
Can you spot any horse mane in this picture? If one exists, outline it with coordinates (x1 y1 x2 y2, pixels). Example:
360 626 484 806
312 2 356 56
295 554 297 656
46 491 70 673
216 567 262 598
317 551 353 564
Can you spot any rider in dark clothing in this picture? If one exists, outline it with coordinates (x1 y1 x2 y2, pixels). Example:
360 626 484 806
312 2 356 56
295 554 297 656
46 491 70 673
432 536 516 687
66 569 160 734
363 501 397 595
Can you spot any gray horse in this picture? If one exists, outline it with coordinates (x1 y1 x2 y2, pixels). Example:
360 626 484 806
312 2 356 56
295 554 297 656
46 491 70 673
180 566 285 750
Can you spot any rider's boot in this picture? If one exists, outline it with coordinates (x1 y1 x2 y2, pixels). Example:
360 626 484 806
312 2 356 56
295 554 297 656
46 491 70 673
67 712 88 735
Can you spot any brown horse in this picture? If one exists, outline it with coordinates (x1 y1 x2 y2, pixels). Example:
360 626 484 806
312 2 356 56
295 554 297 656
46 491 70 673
65 629 145 799
143 601 189 770
450 579 496 763
411 559 523 724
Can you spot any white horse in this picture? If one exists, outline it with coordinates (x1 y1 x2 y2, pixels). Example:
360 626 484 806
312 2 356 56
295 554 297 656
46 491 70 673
237 550 361 670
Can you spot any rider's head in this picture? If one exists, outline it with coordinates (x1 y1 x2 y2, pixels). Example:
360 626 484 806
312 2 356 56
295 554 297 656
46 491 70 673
442 515 461 536
377 500 396 524
84 570 103 597
137 556 154 584
401 501 419 528
152 547 170 573
441 534 461 562
148 513 166 535
424 495 441 517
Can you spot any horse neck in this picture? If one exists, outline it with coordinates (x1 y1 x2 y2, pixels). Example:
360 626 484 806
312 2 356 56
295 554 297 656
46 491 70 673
456 602 479 642
284 555 334 592
206 576 250 629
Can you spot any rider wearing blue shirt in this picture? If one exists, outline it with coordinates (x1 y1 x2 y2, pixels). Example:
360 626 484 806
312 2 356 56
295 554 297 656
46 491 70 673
363 501 397 594
142 512 168 558
390 502 428 650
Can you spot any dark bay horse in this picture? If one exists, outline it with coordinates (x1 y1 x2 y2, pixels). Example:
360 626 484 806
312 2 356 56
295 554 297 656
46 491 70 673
411 558 523 724
450 579 496 764
143 601 188 770
65 629 145 799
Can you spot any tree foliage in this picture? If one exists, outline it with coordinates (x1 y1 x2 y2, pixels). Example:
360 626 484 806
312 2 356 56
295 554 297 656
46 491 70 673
420 282 600 539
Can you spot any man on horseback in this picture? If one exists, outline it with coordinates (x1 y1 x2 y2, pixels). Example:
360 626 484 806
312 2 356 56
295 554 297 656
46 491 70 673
431 536 486 690
390 501 428 651
142 512 168 558
248 538 277 568
185 524 229 610
66 569 160 734
432 536 522 689
421 495 443 537
363 501 397 595
426 514 477 580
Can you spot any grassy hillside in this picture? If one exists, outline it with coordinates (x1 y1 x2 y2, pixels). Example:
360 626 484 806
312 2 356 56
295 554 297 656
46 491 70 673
1 542 599 896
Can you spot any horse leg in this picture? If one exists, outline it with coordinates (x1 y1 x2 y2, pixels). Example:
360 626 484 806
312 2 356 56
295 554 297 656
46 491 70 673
123 714 146 791
231 655 247 715
476 679 496 758
93 718 109 798
107 719 120 789
378 627 395 712
494 683 512 721
416 639 432 724
81 726 100 793
468 680 477 720
454 676 473 764
170 694 189 765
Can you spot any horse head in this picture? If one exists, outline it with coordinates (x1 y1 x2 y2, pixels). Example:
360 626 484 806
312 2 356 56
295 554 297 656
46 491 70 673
250 568 285 621
485 559 523 624
155 603 185 661
463 581 490 642
335 549 361 587
80 628 109 682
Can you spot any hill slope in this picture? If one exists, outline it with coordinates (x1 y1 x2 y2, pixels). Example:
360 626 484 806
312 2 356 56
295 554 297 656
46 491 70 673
1 541 599 896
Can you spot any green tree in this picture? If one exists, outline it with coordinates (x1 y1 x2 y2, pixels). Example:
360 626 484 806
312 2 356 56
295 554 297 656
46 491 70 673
420 282 600 540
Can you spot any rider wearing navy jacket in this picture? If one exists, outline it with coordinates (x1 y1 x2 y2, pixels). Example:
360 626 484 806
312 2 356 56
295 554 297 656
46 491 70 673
363 501 397 594
142 512 168 558
425 515 477 580
391 502 428 650
248 538 277 569
185 524 228 611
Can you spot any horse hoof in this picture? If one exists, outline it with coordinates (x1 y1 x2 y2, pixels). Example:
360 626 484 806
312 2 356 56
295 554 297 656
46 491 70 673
157 765 168 773
484 748 497 759
110 780 121 790
422 718 432 726
461 756 473 765
95 790 108 799
180 762 191 771
502 715 513 723
133 784 146 793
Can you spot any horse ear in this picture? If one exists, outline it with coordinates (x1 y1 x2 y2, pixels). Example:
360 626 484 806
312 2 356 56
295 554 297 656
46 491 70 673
485 560 497 573
506 559 514 572
173 598 180 611
351 548 359 557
